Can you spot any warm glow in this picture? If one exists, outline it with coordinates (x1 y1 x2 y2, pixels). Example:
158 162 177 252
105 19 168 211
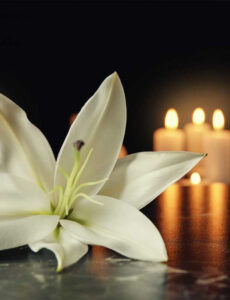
165 108 179 129
118 145 128 159
69 113 77 125
213 109 225 130
192 108 205 125
157 184 182 246
190 172 201 185
208 183 228 266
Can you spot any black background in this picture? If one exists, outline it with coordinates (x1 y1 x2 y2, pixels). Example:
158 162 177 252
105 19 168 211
1 1 230 155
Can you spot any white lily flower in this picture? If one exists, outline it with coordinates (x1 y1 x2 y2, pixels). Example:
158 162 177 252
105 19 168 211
0 73 205 271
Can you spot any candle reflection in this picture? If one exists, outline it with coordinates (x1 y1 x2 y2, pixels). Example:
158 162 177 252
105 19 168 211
188 180 205 214
208 183 228 237
187 182 207 243
155 183 229 272
157 184 182 241
156 184 185 268
88 246 111 280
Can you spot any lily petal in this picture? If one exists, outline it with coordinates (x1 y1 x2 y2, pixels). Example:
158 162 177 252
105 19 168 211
0 94 55 191
54 73 126 197
0 173 52 216
0 215 59 251
29 227 88 271
100 151 206 209
61 195 167 262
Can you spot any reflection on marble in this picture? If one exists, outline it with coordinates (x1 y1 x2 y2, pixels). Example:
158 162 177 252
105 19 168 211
0 247 167 300
146 183 230 299
0 184 230 299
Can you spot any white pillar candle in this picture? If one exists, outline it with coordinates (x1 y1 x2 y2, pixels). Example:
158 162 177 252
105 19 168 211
204 109 230 183
153 108 185 151
184 108 210 175
184 108 211 152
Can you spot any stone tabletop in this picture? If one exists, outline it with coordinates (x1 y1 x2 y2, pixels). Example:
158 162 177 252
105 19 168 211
0 183 230 299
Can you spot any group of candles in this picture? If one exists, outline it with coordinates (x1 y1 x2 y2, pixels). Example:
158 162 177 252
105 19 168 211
153 108 230 184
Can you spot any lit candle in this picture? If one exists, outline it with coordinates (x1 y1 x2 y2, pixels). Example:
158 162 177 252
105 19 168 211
203 109 230 183
179 171 205 186
184 108 210 175
190 172 201 185
153 108 185 151
184 108 211 152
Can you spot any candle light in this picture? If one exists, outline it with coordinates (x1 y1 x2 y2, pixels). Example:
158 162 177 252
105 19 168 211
188 174 205 244
184 108 210 152
190 172 201 185
184 108 210 175
203 109 230 183
157 184 182 243
118 145 128 159
153 108 185 151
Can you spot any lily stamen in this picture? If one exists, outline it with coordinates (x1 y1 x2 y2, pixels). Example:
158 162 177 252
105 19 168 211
57 165 69 181
49 185 63 195
69 193 103 208
71 148 94 188
71 178 108 198
53 142 104 219
54 141 85 217
53 186 64 215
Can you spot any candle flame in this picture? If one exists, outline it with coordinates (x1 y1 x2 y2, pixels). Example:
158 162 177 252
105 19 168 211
192 108 205 125
165 108 179 129
190 172 201 185
213 109 225 130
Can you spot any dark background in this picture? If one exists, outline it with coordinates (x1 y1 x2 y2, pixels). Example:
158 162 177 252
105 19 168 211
1 1 230 155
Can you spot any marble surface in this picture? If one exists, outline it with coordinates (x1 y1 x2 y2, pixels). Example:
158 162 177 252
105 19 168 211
0 183 230 299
